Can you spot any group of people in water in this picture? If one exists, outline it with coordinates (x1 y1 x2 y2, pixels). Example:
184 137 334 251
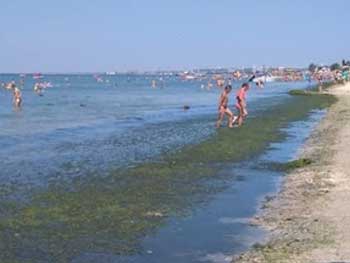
2 75 252 129
1 81 23 108
1 80 54 109
216 82 250 128
7 68 344 130
215 74 258 128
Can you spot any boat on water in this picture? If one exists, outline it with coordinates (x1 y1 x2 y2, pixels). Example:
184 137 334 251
253 73 278 83
33 73 43 80
184 75 196 80
180 71 197 80
105 71 117 75
93 74 104 83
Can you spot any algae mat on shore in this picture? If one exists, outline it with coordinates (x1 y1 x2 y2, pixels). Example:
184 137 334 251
0 93 336 262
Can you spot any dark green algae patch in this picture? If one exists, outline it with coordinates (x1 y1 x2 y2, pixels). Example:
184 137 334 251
289 89 317 96
263 158 314 172
0 93 337 262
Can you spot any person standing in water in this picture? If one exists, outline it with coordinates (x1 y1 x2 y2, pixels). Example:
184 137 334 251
216 85 236 128
256 80 264 88
235 83 250 127
13 85 22 108
151 79 157 89
34 82 43 96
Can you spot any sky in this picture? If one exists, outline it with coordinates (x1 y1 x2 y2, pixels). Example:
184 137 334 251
0 0 349 73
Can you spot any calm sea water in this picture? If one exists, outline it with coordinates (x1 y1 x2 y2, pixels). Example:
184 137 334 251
0 74 311 188
0 74 317 262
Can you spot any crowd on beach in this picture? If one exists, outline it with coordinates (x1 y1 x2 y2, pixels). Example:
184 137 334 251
310 60 350 91
214 60 350 129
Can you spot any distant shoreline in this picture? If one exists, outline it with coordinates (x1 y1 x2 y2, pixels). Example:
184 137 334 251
0 66 309 76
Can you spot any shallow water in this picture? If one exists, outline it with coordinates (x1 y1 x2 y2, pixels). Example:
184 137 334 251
0 74 319 262
0 74 309 189
72 110 326 263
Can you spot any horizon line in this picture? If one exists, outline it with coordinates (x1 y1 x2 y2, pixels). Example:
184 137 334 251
0 66 311 75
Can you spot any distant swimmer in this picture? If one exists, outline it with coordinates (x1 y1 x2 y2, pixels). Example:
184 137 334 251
235 83 250 127
42 81 53 88
216 78 225 88
5 81 16 91
34 83 43 96
233 71 241 80
183 105 190 111
256 80 264 88
151 80 157 89
216 85 236 128
207 81 213 90
13 86 22 108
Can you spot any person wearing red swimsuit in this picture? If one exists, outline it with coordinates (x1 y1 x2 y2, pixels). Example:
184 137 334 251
235 83 250 127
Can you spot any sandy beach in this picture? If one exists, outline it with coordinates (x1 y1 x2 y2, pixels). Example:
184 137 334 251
234 82 350 262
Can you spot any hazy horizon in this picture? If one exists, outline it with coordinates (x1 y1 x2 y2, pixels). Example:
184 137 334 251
0 64 312 75
1 0 349 73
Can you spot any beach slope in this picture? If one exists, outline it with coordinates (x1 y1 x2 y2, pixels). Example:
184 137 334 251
234 82 350 262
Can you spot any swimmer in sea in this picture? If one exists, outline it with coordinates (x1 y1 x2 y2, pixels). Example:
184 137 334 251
256 80 264 88
216 78 225 88
207 81 213 90
13 85 22 108
235 83 250 127
34 82 43 96
151 80 157 89
5 81 15 90
216 85 236 128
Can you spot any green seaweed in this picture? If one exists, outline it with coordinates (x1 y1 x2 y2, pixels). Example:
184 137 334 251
289 81 340 96
266 158 314 172
283 158 313 170
288 89 314 96
0 93 337 262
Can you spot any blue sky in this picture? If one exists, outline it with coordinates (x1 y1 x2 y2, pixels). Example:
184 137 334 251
1 0 349 72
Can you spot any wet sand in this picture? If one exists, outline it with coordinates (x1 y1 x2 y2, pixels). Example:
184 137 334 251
234 82 350 262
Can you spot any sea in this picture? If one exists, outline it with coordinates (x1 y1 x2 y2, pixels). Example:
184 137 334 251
0 73 316 262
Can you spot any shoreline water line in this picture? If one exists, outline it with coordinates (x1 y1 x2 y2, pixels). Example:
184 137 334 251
233 84 347 263
0 90 337 262
110 108 328 263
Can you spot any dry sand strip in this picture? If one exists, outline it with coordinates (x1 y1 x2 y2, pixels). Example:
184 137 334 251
233 82 350 263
